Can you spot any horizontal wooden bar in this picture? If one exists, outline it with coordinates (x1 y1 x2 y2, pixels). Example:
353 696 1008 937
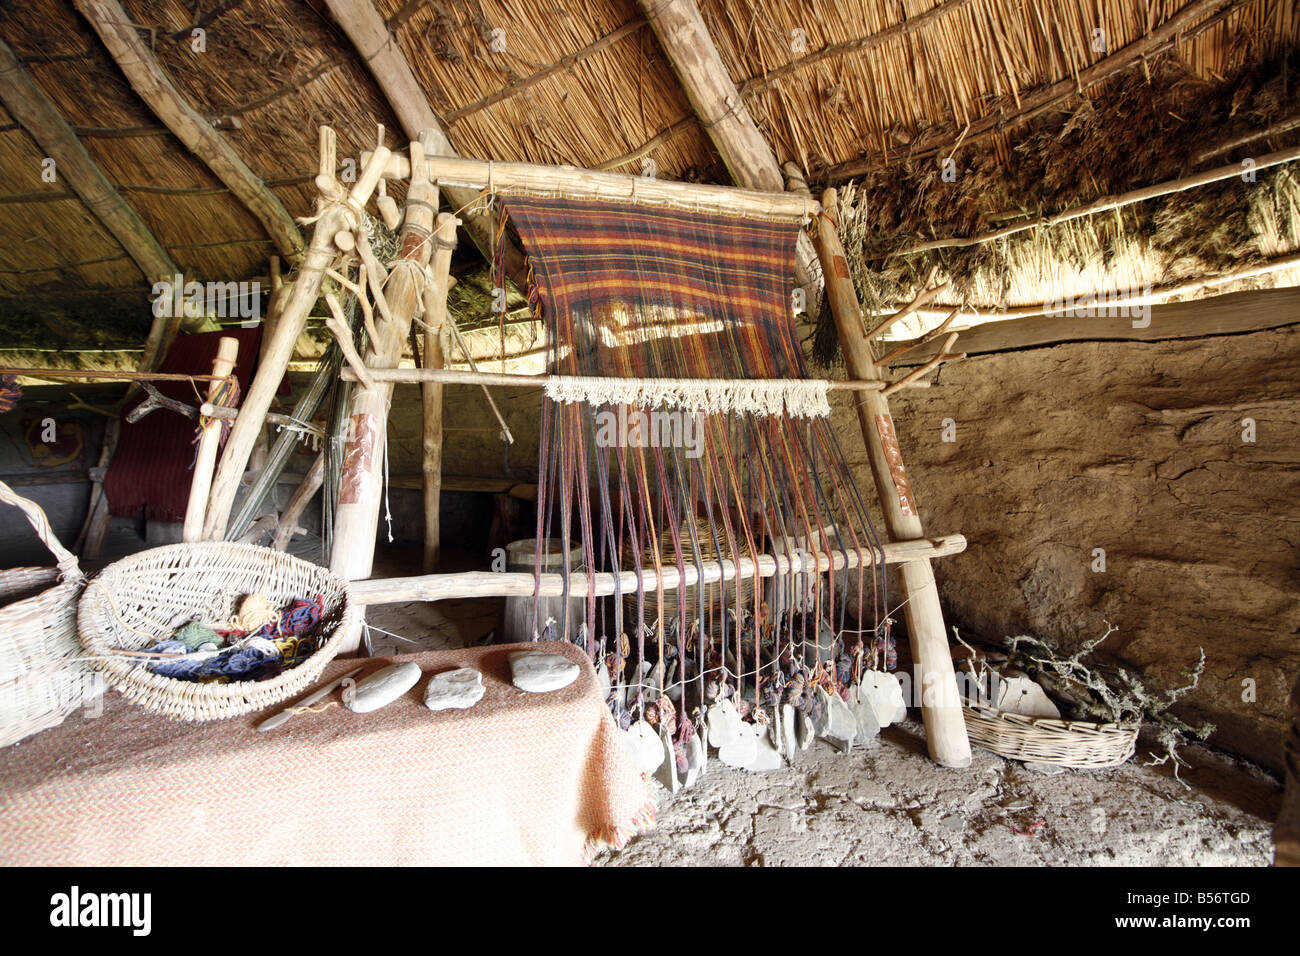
350 534 966 605
0 367 222 383
897 287 1300 365
362 152 819 221
339 367 887 391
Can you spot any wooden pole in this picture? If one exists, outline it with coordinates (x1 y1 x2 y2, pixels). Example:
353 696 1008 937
202 139 390 541
636 0 818 294
318 0 525 283
0 368 221 383
74 0 305 263
0 37 182 373
339 367 888 391
182 337 239 542
352 534 967 605
272 452 324 552
370 153 818 221
330 134 439 629
813 187 971 768
421 213 458 572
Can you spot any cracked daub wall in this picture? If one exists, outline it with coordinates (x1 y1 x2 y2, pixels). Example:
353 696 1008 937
830 319 1300 773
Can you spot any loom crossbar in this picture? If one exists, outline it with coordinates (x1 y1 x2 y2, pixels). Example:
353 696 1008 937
350 534 966 605
362 152 819 221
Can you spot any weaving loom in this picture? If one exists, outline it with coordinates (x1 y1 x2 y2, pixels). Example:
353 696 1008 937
498 195 893 758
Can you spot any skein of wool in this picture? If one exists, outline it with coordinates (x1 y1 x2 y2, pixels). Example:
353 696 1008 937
228 593 278 633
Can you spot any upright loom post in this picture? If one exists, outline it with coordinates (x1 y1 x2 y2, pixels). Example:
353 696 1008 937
182 335 239 542
812 187 972 769
421 213 458 572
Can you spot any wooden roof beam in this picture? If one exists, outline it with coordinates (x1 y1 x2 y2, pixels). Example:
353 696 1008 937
74 0 306 264
0 36 181 371
320 0 527 285
637 0 818 293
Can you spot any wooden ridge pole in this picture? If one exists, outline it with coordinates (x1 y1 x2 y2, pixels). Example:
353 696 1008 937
319 0 526 284
421 213 458 572
182 336 239 541
0 37 182 373
75 0 306 263
812 187 971 768
202 136 390 540
330 132 439 652
352 534 967 605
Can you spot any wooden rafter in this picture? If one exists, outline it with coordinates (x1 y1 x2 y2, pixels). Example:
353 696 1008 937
0 36 181 372
319 0 527 284
74 0 306 264
637 0 817 292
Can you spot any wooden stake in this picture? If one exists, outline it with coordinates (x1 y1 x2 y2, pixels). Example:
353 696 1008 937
338 367 889 391
202 142 391 541
813 188 972 769
421 213 458 572
182 337 239 542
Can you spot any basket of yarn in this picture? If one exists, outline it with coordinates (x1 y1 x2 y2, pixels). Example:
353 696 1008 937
0 480 102 746
78 542 359 721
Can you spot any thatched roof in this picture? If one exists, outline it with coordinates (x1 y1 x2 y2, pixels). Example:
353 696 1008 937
1 0 1298 353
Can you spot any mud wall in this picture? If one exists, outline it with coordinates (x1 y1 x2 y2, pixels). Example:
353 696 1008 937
829 303 1300 771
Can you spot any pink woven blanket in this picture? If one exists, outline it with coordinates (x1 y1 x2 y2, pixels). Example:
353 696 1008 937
0 642 653 866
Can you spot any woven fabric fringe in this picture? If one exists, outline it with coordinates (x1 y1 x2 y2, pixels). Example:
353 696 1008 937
544 375 831 418
582 796 658 863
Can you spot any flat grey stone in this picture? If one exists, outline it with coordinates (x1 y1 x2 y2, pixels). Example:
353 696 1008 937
346 662 421 714
424 667 485 711
508 650 579 692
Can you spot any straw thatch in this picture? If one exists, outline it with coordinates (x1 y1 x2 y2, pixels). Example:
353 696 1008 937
0 0 1297 355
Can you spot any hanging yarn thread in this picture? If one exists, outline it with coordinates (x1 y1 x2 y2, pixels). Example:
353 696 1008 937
500 195 892 759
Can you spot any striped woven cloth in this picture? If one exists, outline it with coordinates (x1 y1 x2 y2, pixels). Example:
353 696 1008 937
502 196 806 380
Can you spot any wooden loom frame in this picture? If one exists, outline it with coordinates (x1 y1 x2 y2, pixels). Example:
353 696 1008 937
181 129 970 767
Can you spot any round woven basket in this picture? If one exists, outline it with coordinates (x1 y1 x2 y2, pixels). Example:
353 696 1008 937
78 542 357 721
0 481 100 746
963 702 1138 769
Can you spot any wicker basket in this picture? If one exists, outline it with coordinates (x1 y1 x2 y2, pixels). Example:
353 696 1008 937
78 541 358 721
963 701 1138 769
0 481 101 747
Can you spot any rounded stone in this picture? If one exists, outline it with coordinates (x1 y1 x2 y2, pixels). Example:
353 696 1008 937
508 650 580 692
345 662 422 714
